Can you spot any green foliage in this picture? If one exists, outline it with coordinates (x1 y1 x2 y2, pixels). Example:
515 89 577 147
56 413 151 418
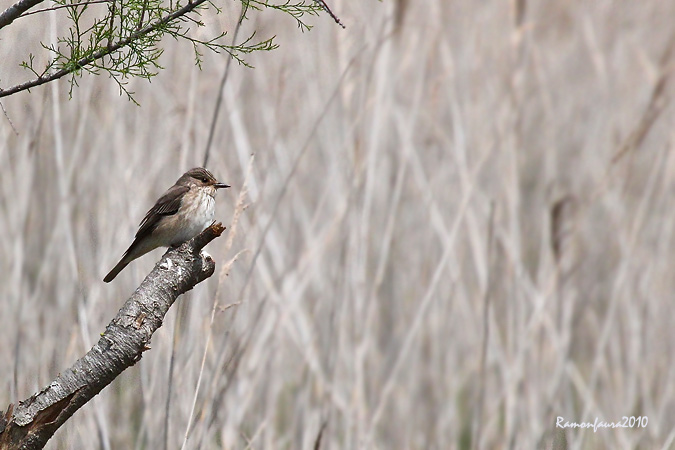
242 0 322 31
18 0 323 101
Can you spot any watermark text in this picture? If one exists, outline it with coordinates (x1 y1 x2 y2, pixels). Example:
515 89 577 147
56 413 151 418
556 416 648 432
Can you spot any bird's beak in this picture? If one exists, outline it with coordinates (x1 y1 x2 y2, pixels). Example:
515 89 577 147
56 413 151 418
214 182 230 189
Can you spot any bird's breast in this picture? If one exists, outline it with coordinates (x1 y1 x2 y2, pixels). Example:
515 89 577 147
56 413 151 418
159 188 215 246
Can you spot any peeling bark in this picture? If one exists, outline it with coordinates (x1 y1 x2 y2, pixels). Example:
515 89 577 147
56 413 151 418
0 222 225 450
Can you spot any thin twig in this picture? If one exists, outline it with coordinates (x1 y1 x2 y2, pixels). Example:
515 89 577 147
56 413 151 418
137 0 148 30
203 2 247 167
0 101 19 135
163 298 187 450
611 35 675 165
313 0 344 28
13 0 111 19
472 202 496 450
313 420 328 450
107 0 116 50
217 301 242 312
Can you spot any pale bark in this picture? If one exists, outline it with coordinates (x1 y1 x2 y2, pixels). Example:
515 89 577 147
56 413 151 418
0 222 225 450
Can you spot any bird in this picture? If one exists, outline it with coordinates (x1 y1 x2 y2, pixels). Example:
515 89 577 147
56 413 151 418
104 167 229 282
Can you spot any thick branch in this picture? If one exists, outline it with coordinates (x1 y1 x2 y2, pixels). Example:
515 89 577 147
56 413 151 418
0 0 46 30
0 222 225 450
0 0 209 98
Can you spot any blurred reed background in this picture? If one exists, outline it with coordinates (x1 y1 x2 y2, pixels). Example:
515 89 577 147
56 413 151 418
2 0 675 448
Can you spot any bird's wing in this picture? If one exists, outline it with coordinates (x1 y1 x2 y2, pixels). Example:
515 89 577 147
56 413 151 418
135 184 190 238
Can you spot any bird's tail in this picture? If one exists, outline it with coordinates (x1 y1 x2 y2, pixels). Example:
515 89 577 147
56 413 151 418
103 236 158 283
103 257 130 283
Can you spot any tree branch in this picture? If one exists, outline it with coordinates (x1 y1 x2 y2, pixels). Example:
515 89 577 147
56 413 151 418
13 0 113 20
0 0 209 99
0 0 46 30
0 222 225 450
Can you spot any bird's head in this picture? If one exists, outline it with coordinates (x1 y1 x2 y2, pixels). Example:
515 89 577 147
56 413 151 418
181 167 230 190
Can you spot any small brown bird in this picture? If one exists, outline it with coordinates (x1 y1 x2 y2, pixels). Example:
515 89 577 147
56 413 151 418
104 167 229 282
